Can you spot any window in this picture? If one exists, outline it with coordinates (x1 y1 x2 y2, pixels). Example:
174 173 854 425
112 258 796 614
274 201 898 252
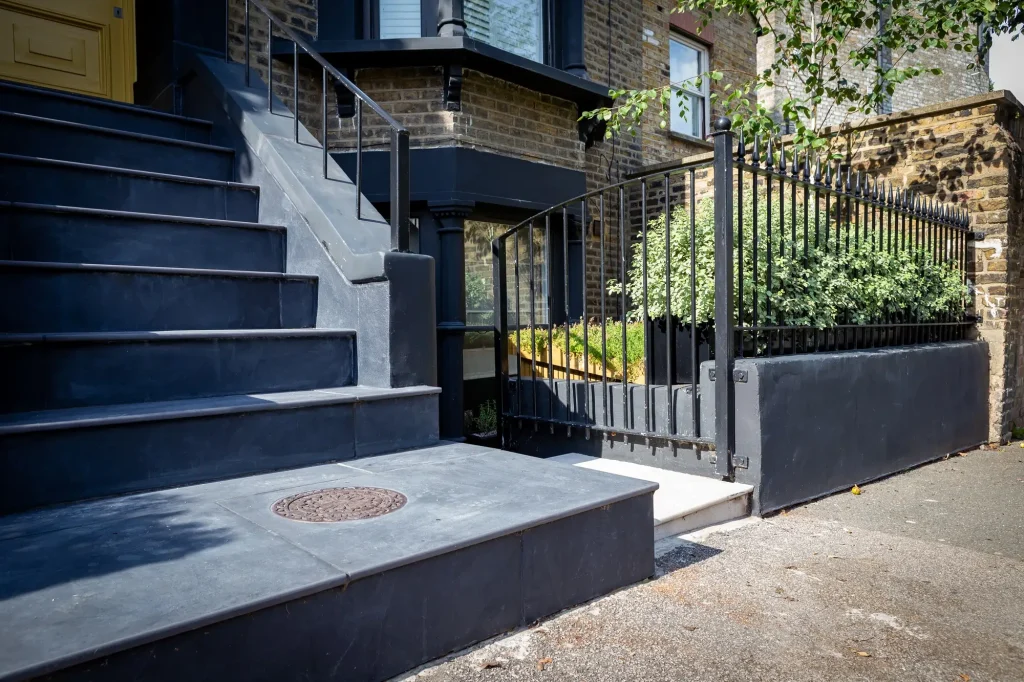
465 0 544 63
669 35 709 138
379 0 421 39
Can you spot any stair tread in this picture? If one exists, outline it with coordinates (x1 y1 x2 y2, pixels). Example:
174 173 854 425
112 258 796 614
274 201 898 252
0 201 284 232
0 445 654 680
0 329 355 345
0 153 258 189
0 80 213 128
0 259 316 281
0 110 233 155
0 386 442 434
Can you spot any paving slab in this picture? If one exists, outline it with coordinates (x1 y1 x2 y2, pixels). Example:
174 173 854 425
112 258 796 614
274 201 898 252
550 454 752 538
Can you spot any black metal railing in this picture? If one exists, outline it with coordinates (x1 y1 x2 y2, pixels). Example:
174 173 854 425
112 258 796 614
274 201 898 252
733 134 973 356
231 0 410 251
491 155 719 456
492 118 974 477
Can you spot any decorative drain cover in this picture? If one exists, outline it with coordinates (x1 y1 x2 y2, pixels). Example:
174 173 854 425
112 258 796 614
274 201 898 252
271 487 407 522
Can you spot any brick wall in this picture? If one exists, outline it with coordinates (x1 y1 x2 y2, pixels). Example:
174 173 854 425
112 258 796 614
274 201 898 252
227 0 325 142
830 92 1023 442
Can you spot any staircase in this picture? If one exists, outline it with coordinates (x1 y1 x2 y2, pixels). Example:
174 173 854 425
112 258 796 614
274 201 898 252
0 80 656 682
0 80 441 514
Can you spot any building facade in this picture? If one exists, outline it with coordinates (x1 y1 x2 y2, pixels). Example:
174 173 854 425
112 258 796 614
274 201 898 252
755 6 991 129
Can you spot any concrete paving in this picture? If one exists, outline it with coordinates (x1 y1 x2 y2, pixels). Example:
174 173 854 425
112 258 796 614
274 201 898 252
404 446 1024 682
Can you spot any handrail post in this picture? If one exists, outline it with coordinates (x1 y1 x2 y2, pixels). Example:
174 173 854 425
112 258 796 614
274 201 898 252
391 128 411 252
492 238 509 447
711 116 735 479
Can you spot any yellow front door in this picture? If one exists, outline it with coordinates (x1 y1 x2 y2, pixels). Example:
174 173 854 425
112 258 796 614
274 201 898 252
0 0 135 102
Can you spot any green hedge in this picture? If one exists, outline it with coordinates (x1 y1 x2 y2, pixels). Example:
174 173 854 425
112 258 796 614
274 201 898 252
609 195 967 328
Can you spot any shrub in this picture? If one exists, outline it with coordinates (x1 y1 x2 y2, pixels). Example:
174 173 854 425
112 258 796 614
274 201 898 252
609 194 967 329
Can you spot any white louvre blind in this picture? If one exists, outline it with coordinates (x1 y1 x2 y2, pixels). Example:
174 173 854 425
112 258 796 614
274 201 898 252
380 0 421 39
464 0 543 62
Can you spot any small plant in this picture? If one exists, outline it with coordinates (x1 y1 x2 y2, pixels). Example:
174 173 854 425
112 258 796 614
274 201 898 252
465 400 499 435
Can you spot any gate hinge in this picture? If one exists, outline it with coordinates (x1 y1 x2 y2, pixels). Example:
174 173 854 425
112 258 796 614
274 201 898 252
708 368 748 382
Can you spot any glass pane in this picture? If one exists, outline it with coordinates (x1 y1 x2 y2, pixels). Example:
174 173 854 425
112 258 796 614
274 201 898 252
465 0 544 63
670 39 701 82
670 90 703 137
379 0 421 39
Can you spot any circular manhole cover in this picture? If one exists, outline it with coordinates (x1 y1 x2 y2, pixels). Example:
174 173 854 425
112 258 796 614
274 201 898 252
271 487 407 523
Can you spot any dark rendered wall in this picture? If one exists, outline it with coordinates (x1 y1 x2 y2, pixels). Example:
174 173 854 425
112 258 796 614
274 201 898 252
506 342 989 515
739 341 989 514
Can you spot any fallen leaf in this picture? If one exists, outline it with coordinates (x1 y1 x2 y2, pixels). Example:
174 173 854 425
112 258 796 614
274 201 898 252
682 625 699 631
959 674 971 681
479 660 502 670
854 651 872 657
537 656 553 671
851 485 862 495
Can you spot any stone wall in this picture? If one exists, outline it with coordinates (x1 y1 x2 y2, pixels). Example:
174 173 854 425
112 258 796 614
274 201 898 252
826 92 1022 442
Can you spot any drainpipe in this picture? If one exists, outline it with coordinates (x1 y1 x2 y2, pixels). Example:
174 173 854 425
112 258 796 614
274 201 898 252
437 0 466 37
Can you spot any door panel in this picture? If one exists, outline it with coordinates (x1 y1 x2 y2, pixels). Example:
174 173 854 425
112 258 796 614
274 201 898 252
0 0 135 102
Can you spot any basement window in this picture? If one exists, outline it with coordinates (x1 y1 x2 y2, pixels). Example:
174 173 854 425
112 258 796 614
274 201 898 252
669 34 709 138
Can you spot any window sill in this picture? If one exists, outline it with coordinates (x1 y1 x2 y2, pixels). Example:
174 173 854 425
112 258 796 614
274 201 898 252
667 130 714 149
271 36 613 111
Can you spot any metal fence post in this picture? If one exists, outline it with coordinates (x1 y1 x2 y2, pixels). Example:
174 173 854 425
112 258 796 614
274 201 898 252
391 128 411 252
492 238 509 447
712 117 735 479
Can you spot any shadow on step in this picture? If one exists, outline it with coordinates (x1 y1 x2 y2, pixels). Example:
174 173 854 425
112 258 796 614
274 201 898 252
0 491 234 601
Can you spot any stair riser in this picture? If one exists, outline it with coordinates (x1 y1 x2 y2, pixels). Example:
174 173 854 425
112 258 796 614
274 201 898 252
0 394 439 513
0 209 284 272
0 117 234 181
0 269 317 333
0 159 259 221
1 336 355 413
0 83 211 143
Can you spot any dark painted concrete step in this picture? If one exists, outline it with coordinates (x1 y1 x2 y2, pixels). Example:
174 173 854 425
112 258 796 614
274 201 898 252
0 329 356 413
0 385 441 513
0 154 259 221
0 80 212 143
0 446 654 682
0 111 235 181
0 202 285 272
0 261 317 333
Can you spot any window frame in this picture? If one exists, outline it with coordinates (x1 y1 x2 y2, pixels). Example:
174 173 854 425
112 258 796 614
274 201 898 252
668 32 710 139
371 0 552 67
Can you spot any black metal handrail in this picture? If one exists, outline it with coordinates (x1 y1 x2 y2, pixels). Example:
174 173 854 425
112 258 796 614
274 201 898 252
231 0 410 251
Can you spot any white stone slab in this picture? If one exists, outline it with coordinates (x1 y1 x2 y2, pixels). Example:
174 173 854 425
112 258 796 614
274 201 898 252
550 454 753 539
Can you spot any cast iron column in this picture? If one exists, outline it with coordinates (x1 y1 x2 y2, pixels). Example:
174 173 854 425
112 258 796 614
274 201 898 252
430 201 474 440
437 0 466 37
711 117 735 479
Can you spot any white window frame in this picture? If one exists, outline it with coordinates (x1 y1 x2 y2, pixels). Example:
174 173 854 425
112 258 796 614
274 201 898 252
668 34 710 139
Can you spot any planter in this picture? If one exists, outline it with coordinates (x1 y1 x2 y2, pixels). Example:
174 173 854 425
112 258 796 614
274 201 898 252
643 318 713 385
508 335 642 384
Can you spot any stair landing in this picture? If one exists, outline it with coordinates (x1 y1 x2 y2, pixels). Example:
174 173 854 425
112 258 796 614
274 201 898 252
0 444 655 682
